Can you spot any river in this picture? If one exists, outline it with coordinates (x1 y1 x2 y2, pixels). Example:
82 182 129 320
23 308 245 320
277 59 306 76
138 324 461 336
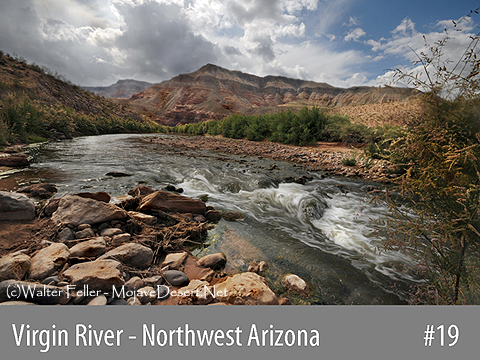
0 134 421 304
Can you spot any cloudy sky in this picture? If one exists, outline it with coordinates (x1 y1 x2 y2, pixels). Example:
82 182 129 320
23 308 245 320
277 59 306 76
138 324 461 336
1 0 479 87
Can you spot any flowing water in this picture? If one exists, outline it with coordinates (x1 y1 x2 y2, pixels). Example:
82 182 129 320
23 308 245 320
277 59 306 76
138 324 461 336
0 134 421 304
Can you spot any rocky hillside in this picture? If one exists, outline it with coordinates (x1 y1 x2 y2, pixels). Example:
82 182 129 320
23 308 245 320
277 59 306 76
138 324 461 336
123 64 420 126
0 52 142 121
83 79 153 99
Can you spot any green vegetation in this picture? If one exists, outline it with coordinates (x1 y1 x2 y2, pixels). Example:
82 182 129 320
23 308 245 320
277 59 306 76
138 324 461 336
171 106 384 146
0 94 162 146
0 52 163 147
382 10 480 304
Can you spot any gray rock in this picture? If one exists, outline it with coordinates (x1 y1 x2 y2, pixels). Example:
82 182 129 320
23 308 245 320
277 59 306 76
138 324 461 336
142 276 164 287
57 227 74 241
69 237 107 258
124 277 144 292
63 259 125 293
0 252 31 282
163 270 189 287
0 191 36 221
137 286 156 304
109 298 128 305
75 228 96 239
101 228 124 237
196 253 227 270
87 295 108 305
99 243 153 268
126 297 142 305
29 243 70 281
52 195 127 225
0 280 70 305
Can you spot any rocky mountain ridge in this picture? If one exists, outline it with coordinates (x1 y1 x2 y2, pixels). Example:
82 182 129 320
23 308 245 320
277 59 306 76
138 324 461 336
122 64 420 126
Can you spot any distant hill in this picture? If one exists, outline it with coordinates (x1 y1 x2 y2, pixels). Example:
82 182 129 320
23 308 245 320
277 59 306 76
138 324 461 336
122 64 421 126
83 79 153 99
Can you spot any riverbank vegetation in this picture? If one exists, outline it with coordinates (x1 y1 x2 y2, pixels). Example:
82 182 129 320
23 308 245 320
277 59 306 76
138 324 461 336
382 10 480 304
0 51 163 147
170 106 404 147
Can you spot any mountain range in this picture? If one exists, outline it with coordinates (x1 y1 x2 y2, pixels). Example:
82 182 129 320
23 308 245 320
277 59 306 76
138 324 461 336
113 64 419 126
83 79 153 99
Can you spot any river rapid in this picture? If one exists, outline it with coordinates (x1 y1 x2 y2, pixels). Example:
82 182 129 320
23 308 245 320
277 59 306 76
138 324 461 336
1 134 421 304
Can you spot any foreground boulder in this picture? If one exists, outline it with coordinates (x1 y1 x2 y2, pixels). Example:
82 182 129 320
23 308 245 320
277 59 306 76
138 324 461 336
51 195 127 225
63 259 125 293
0 191 36 221
214 272 279 305
99 243 153 268
0 280 70 305
19 183 57 199
138 190 206 215
0 252 31 282
29 243 70 280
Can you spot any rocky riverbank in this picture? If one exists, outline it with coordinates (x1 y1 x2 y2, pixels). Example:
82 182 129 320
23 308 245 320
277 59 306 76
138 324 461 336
0 183 308 306
146 135 397 183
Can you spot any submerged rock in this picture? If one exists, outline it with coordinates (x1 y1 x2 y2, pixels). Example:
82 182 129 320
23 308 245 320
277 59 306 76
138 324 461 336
281 274 309 296
222 211 243 221
196 253 227 270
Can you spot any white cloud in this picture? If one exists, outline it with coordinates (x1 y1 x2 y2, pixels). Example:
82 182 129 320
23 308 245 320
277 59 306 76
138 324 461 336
345 27 366 42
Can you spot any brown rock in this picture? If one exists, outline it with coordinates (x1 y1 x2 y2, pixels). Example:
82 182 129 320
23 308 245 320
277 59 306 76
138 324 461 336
0 252 31 282
138 190 206 215
205 210 222 222
69 237 107 258
99 243 153 268
162 252 188 270
52 195 127 225
196 253 227 270
177 280 213 305
128 185 155 197
222 211 243 221
0 156 30 167
214 272 279 305
128 211 156 225
281 274 309 296
75 192 111 203
43 198 61 217
19 183 57 199
29 243 70 280
63 259 125 293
